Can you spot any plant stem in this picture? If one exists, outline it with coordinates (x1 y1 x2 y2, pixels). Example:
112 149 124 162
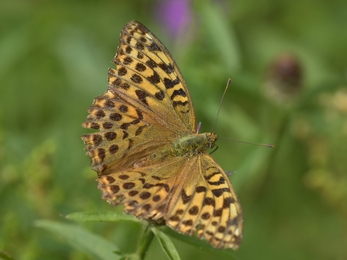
136 223 154 260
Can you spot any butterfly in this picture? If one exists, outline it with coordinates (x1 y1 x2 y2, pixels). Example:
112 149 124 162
81 20 243 249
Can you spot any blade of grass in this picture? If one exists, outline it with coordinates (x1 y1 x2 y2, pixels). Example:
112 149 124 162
35 220 121 260
159 227 236 259
65 211 139 223
151 227 181 260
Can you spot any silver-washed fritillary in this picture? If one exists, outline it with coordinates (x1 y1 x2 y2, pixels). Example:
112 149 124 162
81 20 243 249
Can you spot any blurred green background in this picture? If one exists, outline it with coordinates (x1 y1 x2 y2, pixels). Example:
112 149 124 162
1 0 347 259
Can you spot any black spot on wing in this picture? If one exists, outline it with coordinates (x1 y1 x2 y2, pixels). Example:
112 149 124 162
170 88 186 100
172 100 188 108
135 89 149 105
212 188 231 197
164 77 180 89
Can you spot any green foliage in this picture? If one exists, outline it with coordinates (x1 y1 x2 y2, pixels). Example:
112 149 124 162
151 228 181 260
35 220 121 260
1 0 347 259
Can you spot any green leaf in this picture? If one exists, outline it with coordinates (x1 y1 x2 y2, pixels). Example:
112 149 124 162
151 227 181 260
0 250 16 260
160 227 236 259
198 1 242 72
65 211 140 223
136 224 154 260
35 220 121 260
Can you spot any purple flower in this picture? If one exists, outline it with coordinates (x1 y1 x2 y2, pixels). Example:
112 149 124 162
156 0 192 37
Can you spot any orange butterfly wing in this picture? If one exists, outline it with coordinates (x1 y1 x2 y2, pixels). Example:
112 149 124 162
82 20 243 249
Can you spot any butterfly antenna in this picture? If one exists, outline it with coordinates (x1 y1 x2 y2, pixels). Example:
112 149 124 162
218 137 274 148
211 78 231 133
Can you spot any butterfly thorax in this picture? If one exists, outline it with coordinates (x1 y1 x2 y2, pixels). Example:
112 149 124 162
170 132 217 157
133 133 217 169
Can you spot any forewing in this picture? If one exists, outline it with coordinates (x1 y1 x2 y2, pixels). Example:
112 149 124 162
108 20 196 133
81 90 176 174
82 20 197 174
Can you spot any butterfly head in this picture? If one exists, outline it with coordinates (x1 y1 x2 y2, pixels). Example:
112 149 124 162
204 132 218 149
